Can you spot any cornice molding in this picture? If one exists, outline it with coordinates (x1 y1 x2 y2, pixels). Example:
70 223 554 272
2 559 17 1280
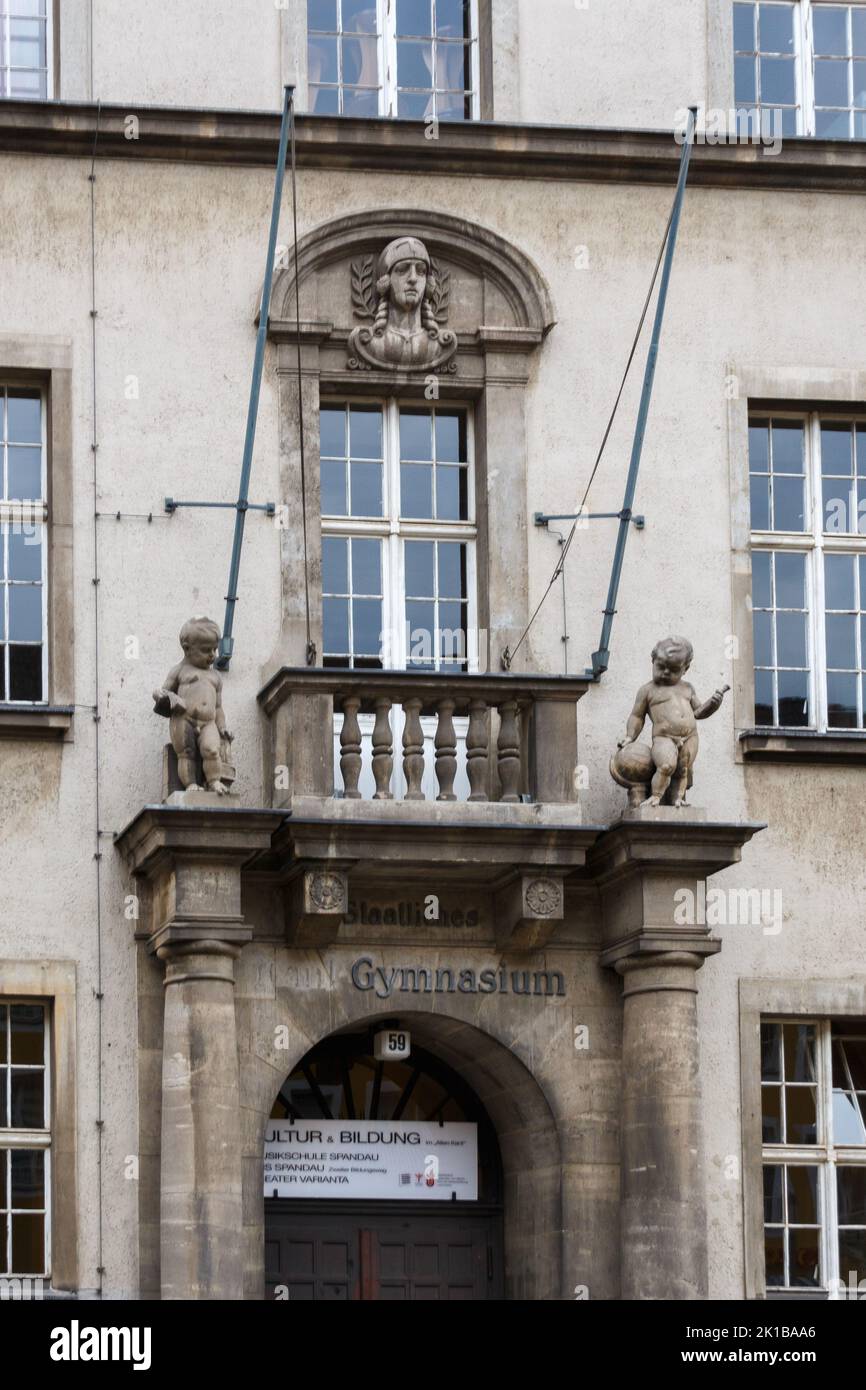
3 101 866 192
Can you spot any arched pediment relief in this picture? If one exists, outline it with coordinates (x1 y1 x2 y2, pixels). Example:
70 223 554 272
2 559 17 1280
269 209 556 372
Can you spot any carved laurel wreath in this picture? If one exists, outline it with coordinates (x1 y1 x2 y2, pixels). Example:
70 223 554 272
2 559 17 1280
351 254 451 324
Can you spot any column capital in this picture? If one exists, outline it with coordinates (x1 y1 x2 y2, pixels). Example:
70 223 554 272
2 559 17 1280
156 938 243 986
588 817 764 965
612 948 714 997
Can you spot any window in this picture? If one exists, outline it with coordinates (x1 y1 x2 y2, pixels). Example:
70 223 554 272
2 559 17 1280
0 1 51 100
0 384 46 704
307 0 479 120
320 400 476 671
0 1002 50 1278
760 1019 866 1297
734 2 866 137
748 411 866 730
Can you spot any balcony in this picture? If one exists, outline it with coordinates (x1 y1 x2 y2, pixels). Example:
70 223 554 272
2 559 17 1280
254 666 595 945
258 667 591 817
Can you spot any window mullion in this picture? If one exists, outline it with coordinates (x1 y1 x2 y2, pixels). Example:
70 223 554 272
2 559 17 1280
801 0 816 135
469 0 481 118
384 0 397 116
808 415 828 731
820 1022 840 1295
386 401 403 668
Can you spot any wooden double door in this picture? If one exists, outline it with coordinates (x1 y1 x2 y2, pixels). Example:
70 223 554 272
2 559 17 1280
265 1202 504 1300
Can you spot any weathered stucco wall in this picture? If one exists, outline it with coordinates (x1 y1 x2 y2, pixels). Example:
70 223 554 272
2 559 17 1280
1 143 865 1297
56 1 717 131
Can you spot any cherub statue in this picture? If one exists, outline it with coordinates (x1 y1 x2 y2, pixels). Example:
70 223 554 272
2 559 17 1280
348 236 457 372
152 616 234 794
610 636 729 808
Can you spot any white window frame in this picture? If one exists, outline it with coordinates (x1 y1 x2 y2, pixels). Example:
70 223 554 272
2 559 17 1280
760 1017 866 1299
0 1000 51 1280
0 381 49 707
750 408 866 731
0 1 53 102
307 0 480 120
735 1 866 136
321 396 478 673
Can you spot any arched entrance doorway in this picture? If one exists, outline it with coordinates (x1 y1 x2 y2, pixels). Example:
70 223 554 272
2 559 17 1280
264 1023 504 1300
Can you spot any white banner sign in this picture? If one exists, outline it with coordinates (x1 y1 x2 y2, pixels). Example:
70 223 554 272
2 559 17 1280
264 1120 478 1200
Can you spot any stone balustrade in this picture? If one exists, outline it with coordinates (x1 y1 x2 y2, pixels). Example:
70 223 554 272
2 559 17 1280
258 668 591 808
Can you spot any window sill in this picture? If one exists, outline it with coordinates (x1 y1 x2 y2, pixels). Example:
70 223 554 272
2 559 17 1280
0 705 73 740
740 728 866 763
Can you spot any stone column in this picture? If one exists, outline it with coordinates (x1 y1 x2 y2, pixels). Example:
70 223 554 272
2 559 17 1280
590 814 764 1301
615 949 712 1301
116 805 285 1301
158 939 245 1300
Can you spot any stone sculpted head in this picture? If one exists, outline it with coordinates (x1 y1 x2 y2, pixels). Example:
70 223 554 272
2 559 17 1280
348 233 457 372
373 236 438 336
651 635 694 685
180 615 221 669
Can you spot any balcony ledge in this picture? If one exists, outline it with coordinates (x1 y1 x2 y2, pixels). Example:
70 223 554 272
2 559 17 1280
289 794 586 827
739 729 866 763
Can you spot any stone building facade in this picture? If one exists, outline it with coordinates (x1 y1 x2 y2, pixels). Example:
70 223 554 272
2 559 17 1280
1 1 865 1301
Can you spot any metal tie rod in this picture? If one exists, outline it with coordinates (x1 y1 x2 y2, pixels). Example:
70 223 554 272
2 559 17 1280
588 106 697 679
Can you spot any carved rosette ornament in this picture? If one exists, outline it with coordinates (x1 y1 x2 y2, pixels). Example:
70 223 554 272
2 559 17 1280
524 878 563 918
347 236 458 373
308 871 347 914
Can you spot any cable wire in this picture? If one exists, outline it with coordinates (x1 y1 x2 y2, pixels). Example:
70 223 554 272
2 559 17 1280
88 98 105 1298
289 92 315 667
503 188 679 669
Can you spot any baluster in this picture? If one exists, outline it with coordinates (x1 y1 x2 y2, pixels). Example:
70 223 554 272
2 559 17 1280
466 698 489 802
340 695 363 799
371 696 393 800
434 697 457 801
497 700 521 803
402 696 426 800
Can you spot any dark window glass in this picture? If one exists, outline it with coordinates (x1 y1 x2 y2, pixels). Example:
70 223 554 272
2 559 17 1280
814 5 849 56
322 536 349 594
827 671 858 727
761 1022 782 1081
777 668 809 725
397 0 431 37
761 55 796 104
11 1213 44 1275
321 458 347 516
788 1225 820 1287
351 537 381 595
308 0 338 32
762 1084 782 1142
405 540 435 597
11 1149 44 1209
825 553 856 608
775 552 805 607
9 645 42 701
764 1227 785 1287
10 1005 43 1065
7 448 41 500
759 2 795 52
10 1071 43 1128
776 611 807 666
754 669 774 724
400 410 433 460
6 391 41 445
350 407 383 460
734 2 756 51
837 1168 866 1226
752 550 772 607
